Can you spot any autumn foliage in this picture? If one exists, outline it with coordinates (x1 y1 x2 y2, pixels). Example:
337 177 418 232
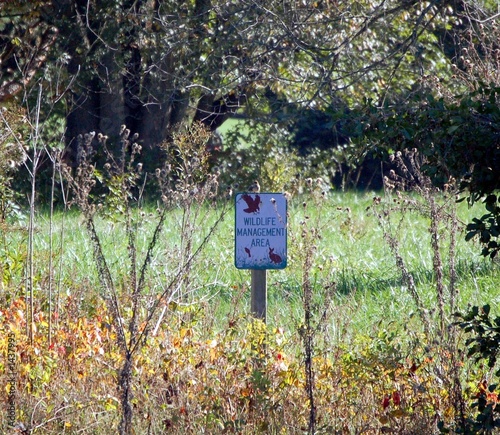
0 291 495 433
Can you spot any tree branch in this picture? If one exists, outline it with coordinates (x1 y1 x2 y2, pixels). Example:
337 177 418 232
0 26 58 102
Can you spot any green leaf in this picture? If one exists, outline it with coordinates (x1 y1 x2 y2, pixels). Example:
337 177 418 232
465 231 477 242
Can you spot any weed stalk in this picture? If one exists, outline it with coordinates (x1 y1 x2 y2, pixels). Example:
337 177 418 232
376 148 468 430
63 123 226 434
293 180 334 435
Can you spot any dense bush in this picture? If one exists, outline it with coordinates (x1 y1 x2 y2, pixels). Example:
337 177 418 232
359 84 500 258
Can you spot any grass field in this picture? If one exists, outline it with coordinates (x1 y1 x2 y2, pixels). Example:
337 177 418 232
27 190 498 327
1 188 499 433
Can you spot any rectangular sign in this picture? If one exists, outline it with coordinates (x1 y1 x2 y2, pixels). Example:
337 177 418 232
235 192 287 269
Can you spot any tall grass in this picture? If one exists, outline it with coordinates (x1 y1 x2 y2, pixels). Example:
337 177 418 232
1 173 499 432
26 189 498 331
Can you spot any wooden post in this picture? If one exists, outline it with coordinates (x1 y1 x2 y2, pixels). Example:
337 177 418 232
251 269 267 322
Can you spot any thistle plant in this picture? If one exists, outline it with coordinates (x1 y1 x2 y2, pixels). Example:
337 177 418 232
371 148 466 430
288 177 336 435
156 123 221 302
61 122 228 435
373 148 460 334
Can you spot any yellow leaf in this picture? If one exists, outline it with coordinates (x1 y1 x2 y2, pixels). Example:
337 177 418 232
390 409 405 418
180 328 192 339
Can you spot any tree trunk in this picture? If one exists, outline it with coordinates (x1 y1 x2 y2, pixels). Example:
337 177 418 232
99 52 126 141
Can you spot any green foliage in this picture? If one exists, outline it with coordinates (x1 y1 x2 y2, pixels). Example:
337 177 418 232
439 305 500 433
456 305 500 375
360 83 500 257
356 6 500 257
466 193 500 259
285 105 388 189
218 120 303 192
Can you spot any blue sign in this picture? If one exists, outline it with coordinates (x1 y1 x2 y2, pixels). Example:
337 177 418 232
235 193 287 269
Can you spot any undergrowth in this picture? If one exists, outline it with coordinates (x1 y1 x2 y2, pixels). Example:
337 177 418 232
0 137 498 433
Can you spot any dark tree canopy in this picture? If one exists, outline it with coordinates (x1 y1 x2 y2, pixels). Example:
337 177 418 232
1 0 498 254
1 1 461 149
358 2 500 257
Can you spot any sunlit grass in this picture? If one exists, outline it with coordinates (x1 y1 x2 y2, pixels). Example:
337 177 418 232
2 189 500 433
24 191 499 335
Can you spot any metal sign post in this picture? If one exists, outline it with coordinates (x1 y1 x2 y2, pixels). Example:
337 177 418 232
251 269 267 321
235 192 287 322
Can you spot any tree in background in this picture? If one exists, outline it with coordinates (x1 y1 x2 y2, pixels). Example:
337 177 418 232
359 1 500 257
2 0 459 164
2 1 497 255
0 1 58 102
0 104 26 221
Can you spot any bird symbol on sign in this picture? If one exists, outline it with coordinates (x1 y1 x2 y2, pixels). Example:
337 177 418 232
244 247 251 257
241 194 261 214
